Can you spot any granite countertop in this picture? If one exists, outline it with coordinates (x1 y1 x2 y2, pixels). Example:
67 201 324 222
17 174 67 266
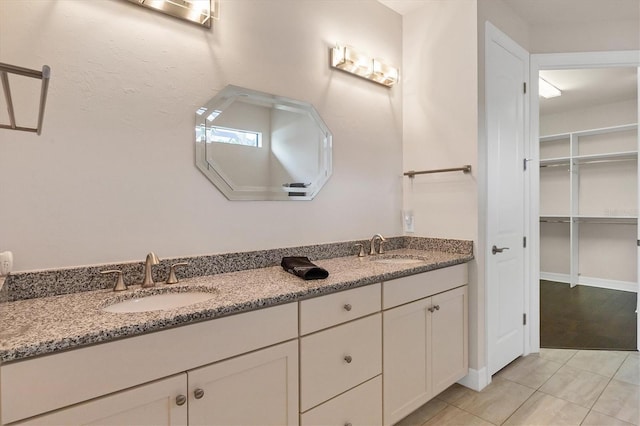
0 248 472 363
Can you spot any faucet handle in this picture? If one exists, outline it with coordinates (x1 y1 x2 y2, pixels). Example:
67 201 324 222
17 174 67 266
379 239 386 254
354 244 365 257
101 269 127 292
166 262 189 284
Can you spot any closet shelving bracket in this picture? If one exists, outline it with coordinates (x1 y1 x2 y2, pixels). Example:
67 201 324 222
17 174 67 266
0 62 51 135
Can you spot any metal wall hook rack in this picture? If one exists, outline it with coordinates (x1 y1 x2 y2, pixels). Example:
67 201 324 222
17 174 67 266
404 165 472 178
0 62 51 135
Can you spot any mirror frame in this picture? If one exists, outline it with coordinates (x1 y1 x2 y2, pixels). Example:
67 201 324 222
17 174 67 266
195 85 333 201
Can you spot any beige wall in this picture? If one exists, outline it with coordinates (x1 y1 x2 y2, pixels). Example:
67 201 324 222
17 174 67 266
402 0 479 369
0 0 402 271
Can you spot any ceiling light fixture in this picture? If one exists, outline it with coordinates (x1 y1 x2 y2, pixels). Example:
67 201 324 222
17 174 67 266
539 77 562 99
330 44 399 88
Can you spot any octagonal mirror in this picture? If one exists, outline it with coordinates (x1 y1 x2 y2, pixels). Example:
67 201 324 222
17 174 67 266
195 85 333 200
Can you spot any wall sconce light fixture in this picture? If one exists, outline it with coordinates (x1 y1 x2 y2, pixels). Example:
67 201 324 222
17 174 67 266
125 0 216 28
330 44 399 87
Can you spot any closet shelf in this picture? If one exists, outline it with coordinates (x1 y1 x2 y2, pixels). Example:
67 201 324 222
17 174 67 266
0 62 51 135
540 150 637 167
540 215 637 224
540 123 637 143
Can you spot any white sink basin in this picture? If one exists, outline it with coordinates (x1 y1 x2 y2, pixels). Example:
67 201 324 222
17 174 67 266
371 257 427 265
103 291 216 313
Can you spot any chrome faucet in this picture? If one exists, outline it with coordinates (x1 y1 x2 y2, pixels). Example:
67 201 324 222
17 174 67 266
369 233 386 255
141 252 160 288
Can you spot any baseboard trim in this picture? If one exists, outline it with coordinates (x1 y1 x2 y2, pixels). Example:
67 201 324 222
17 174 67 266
540 272 637 293
457 367 488 391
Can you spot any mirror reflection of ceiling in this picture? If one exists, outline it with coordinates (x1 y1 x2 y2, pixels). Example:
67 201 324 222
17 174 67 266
539 68 638 115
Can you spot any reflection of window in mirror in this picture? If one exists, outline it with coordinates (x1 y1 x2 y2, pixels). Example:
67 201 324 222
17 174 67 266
209 126 262 148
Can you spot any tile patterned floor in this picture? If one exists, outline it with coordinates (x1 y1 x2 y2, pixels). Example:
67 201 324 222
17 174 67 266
396 349 640 426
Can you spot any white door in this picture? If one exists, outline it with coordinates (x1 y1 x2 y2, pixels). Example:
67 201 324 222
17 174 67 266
486 23 529 376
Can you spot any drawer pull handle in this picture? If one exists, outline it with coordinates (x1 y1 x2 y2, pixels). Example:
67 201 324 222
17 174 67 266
176 395 187 406
428 305 441 313
345 423 353 426
194 388 205 399
344 355 353 363
344 303 352 311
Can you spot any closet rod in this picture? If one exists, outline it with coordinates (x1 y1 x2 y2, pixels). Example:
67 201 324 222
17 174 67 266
404 165 472 178
0 62 51 135
540 219 637 225
540 157 637 168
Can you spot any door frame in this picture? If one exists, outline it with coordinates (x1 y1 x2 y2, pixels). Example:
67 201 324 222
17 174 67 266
529 50 640 352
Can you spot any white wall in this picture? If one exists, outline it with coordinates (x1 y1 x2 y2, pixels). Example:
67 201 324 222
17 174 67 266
0 0 403 271
402 0 479 368
540 99 638 284
541 99 638 136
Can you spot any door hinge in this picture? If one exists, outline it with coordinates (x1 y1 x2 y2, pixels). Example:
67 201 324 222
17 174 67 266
523 82 527 94
523 236 527 248
523 313 527 325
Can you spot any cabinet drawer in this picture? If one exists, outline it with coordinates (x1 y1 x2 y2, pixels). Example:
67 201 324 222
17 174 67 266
383 264 468 309
300 313 382 411
300 283 381 335
301 375 382 426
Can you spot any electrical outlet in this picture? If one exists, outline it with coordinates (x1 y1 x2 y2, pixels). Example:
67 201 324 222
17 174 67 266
403 210 415 233
0 251 13 276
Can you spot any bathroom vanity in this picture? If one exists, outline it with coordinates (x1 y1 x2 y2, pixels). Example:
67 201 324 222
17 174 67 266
0 241 471 426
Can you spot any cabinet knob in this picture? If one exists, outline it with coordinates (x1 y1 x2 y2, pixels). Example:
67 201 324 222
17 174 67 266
434 304 440 311
344 303 352 311
428 306 435 313
194 388 205 399
176 394 187 406
344 355 353 363
345 423 353 426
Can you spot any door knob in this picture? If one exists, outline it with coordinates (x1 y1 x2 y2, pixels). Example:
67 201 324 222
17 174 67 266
492 245 510 255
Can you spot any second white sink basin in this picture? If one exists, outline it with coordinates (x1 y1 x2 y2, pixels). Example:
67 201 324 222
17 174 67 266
103 291 216 313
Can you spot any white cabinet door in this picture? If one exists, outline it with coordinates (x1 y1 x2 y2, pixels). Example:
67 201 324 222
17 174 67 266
431 286 468 396
188 340 299 426
382 297 432 426
16 374 187 426
383 286 469 426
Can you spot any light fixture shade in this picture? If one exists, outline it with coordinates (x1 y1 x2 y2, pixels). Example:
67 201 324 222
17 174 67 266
125 0 216 28
330 44 398 87
539 77 562 98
